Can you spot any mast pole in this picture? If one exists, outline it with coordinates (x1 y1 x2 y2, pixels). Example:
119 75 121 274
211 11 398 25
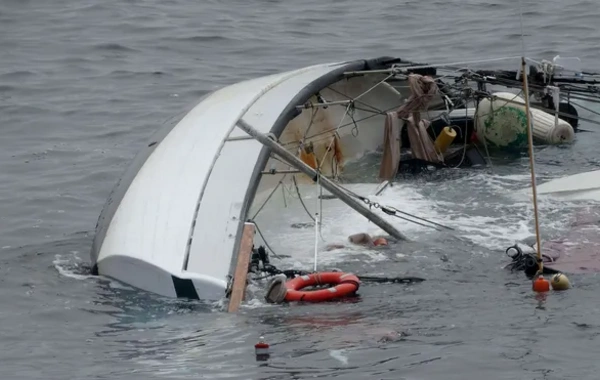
521 57 543 274
236 119 409 242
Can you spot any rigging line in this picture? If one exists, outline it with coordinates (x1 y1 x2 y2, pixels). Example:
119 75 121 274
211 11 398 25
301 106 320 146
334 183 454 231
324 85 385 114
293 86 530 155
325 71 462 116
327 68 456 112
253 221 282 260
385 212 446 231
559 83 600 92
319 180 323 225
382 206 455 231
318 179 326 242
349 104 453 124
475 90 531 120
353 72 396 102
292 175 316 222
317 102 353 172
561 94 600 105
285 93 440 146
475 75 551 93
251 174 288 220
559 89 600 99
354 89 522 140
560 96 600 118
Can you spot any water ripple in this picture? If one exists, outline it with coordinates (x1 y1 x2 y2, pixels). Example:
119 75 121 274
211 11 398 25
2 0 600 378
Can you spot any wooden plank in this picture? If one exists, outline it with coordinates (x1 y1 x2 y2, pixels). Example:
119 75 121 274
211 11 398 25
227 222 255 313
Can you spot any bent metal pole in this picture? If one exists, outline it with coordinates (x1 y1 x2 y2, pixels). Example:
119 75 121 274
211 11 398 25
236 119 409 242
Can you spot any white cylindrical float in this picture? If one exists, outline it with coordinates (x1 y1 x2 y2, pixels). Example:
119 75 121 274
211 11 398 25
530 107 574 144
475 92 574 149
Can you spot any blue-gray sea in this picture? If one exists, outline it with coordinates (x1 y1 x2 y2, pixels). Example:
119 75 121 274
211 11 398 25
3 1 600 379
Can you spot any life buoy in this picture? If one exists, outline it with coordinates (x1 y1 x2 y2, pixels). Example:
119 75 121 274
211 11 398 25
284 272 360 302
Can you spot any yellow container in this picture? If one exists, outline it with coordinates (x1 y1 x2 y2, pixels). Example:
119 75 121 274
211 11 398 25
434 126 457 155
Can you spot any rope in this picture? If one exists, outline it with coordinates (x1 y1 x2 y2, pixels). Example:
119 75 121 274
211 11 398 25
325 85 385 114
317 102 353 172
353 72 396 102
300 106 320 146
251 174 287 220
252 222 282 260
445 85 472 169
292 175 315 222
283 91 450 149
303 74 402 159
560 96 600 118
378 205 455 231
337 184 454 231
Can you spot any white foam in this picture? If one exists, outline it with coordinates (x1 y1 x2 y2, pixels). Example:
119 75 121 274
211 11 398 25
255 182 444 268
248 169 589 278
108 280 136 291
53 253 95 281
329 349 349 365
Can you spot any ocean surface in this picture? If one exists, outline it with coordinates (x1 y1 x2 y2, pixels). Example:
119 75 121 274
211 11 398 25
3 0 600 379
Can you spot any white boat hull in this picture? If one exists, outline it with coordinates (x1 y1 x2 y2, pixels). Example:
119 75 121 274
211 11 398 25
90 56 427 300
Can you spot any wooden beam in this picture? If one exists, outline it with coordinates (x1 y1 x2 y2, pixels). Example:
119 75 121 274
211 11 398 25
227 222 255 313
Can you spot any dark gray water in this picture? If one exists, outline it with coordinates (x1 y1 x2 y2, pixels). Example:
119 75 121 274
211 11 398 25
3 1 600 379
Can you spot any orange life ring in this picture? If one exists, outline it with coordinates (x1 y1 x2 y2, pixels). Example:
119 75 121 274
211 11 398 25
284 272 360 302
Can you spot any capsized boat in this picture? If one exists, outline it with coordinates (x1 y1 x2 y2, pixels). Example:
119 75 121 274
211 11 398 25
90 55 600 302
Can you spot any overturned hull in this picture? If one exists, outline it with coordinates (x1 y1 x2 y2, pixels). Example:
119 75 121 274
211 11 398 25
91 56 438 300
91 54 594 301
